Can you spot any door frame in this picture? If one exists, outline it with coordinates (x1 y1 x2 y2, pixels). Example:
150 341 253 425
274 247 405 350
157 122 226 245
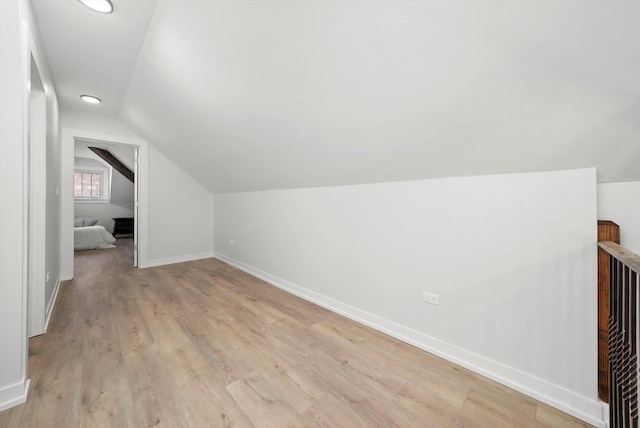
73 138 140 267
26 53 47 337
60 128 149 280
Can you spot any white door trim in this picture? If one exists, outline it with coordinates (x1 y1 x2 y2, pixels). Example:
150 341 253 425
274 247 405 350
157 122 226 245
26 62 47 337
60 129 149 279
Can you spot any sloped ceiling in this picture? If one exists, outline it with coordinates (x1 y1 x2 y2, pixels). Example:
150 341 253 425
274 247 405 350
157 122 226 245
34 1 640 193
31 0 157 116
75 139 136 171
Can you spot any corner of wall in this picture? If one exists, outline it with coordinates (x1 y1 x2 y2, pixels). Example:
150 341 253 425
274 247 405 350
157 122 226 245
0 379 30 413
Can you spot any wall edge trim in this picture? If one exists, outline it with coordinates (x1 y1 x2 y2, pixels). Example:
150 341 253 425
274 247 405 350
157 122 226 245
43 275 62 333
0 379 30 413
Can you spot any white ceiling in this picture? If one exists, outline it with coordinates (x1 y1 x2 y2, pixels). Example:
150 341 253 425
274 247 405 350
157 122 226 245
32 0 640 193
31 0 157 116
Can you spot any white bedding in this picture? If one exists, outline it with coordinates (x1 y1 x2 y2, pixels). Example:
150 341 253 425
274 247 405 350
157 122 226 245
74 225 117 251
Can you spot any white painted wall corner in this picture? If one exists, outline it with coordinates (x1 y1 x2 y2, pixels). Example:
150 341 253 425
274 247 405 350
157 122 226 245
0 379 30 413
43 275 62 333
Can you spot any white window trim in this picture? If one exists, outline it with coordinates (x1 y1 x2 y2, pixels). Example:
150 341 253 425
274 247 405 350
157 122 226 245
74 165 111 203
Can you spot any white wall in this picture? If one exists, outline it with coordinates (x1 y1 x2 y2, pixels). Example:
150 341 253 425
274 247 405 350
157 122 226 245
62 109 140 139
43 72 61 320
28 0 62 334
60 109 215 275
215 168 601 426
0 0 62 411
598 181 640 255
0 0 28 412
146 146 214 266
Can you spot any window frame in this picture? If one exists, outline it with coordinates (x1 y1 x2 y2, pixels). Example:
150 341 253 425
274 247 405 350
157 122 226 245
73 165 111 203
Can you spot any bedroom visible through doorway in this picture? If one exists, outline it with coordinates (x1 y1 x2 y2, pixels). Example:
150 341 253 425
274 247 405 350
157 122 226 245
73 138 139 267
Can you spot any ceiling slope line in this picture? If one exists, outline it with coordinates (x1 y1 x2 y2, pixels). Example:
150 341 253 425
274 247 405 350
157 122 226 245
88 146 134 183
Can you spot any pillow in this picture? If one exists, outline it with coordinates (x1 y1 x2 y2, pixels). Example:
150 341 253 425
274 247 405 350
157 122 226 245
74 219 83 227
84 219 98 226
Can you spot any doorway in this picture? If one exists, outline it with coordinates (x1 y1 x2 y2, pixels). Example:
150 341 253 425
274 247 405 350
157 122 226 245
60 128 149 280
73 138 139 267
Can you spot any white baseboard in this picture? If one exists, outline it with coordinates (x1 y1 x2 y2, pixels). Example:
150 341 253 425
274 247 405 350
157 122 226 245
601 403 610 428
43 276 62 333
29 276 63 337
0 379 30 413
215 252 606 428
141 251 215 269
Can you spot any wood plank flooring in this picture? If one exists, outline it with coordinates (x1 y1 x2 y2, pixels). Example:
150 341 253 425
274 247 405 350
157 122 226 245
1 239 592 427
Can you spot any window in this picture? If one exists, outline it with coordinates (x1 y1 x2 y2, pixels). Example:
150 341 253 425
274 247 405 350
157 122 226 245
73 166 110 202
74 171 102 199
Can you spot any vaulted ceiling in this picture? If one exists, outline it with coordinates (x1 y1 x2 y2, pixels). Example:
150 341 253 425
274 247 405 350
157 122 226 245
32 0 640 193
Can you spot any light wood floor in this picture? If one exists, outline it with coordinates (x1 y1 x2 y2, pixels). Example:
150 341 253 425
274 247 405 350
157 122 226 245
1 239 592 427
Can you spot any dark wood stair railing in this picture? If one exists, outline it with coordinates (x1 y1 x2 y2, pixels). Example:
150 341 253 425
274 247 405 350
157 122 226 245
599 238 640 427
599 220 621 402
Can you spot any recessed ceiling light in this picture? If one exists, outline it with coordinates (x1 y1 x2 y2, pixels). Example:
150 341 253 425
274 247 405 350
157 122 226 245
78 0 113 13
81 95 101 104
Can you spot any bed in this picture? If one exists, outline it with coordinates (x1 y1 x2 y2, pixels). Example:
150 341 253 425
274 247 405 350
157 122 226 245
74 220 117 251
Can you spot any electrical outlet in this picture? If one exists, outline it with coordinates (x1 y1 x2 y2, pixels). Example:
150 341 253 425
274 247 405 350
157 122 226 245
46 272 50 282
229 239 234 245
422 291 439 305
